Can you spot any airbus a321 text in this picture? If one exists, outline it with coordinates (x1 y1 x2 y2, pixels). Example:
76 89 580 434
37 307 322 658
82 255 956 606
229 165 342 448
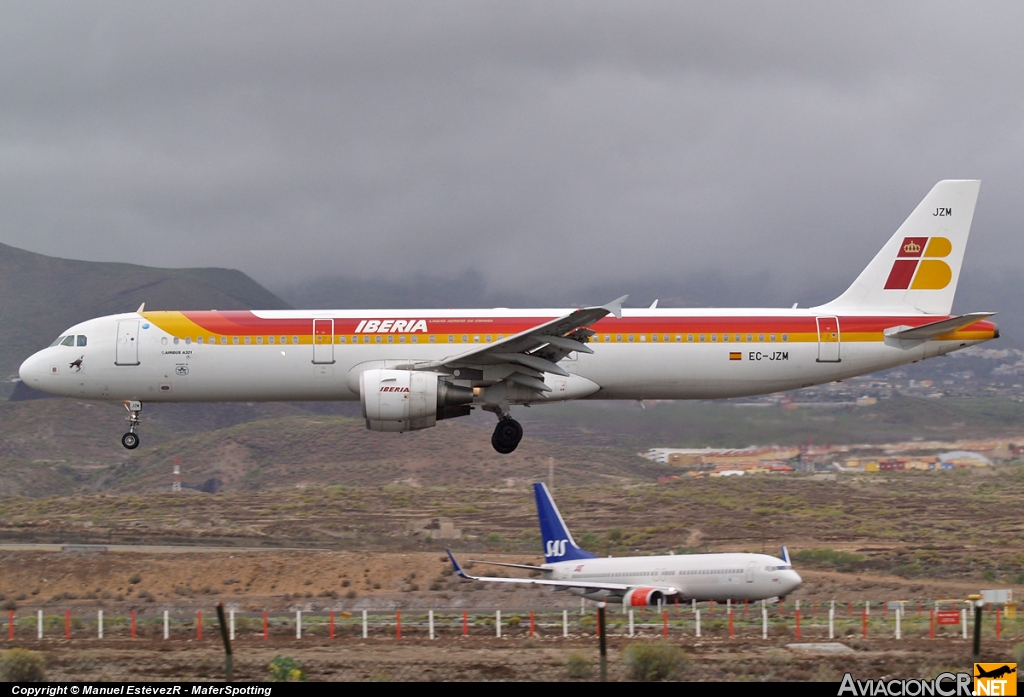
19 180 998 453
448 483 802 604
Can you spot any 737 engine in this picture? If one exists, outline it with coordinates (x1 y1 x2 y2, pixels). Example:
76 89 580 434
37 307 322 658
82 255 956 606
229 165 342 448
359 369 473 432
622 587 667 607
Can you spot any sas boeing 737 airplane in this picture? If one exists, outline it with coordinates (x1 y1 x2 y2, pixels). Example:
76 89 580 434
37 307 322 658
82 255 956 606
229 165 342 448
18 180 998 453
448 482 802 605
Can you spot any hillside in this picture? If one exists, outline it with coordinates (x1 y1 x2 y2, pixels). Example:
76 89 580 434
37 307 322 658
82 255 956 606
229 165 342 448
0 243 289 388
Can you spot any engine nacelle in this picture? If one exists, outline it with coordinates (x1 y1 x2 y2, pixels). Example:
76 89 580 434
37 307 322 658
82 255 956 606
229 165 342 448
623 587 667 607
359 369 473 432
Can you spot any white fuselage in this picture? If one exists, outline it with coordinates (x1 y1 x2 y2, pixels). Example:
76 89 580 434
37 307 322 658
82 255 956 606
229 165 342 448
547 552 802 603
17 307 997 404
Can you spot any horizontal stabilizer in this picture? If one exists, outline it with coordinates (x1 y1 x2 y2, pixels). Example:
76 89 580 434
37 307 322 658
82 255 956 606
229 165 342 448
884 312 996 341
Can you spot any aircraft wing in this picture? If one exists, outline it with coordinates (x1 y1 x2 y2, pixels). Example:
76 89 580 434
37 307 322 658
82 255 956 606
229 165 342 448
407 296 627 391
884 312 996 341
447 550 678 595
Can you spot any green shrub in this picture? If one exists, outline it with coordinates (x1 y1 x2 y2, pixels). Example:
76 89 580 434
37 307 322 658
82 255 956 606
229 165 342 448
268 655 305 682
622 642 688 681
565 653 592 679
128 573 142 585
0 649 46 682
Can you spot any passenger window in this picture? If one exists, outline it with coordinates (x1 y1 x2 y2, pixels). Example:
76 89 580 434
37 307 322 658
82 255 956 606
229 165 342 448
782 334 788 342
770 334 776 342
604 335 610 342
711 334 717 342
627 334 634 342
76 335 87 347
616 334 622 342
269 336 276 344
185 337 192 345
462 335 468 343
758 334 764 342
651 334 658 342
61 336 75 347
699 334 705 342
448 335 454 343
197 337 204 344
232 337 239 345
292 336 299 344
256 336 263 344
746 334 753 342
429 336 436 343
220 337 227 345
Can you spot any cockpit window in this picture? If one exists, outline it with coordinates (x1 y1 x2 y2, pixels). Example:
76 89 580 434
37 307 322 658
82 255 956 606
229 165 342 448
76 335 87 347
60 336 75 347
50 336 67 347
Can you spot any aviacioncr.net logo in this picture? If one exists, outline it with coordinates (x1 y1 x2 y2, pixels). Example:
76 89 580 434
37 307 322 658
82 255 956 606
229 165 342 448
838 672 972 696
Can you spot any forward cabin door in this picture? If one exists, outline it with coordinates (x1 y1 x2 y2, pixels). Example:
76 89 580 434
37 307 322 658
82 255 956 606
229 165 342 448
115 320 140 366
815 316 841 363
313 319 335 364
745 561 755 583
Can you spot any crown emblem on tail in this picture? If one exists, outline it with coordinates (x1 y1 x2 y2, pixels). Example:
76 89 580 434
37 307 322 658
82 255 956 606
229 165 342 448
903 241 921 254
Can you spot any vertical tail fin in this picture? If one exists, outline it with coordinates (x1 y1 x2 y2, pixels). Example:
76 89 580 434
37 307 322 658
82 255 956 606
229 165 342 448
813 180 980 315
533 482 597 563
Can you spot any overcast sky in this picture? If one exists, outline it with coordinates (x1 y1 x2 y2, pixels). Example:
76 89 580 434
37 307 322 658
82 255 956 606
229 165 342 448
2 2 1023 307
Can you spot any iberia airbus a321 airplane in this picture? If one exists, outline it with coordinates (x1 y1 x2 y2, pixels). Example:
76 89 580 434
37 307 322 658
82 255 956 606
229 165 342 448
18 180 998 453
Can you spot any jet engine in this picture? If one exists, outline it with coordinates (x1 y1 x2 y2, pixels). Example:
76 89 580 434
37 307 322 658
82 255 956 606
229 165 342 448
622 587 667 607
359 369 473 432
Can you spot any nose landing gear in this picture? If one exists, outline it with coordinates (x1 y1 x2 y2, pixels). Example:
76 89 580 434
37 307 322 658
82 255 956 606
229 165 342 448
121 401 142 450
491 416 523 454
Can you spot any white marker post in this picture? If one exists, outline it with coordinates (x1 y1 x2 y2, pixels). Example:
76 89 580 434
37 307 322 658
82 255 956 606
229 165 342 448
163 610 169 639
563 610 568 637
496 610 501 638
296 610 302 639
695 609 701 638
98 609 103 639
628 609 634 637
362 610 368 639
761 601 768 640
37 610 42 639
229 609 235 641
895 607 901 640
961 608 967 639
428 610 434 640
828 601 834 640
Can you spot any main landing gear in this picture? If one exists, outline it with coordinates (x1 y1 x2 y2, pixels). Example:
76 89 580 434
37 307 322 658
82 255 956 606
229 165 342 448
491 414 523 454
121 400 142 450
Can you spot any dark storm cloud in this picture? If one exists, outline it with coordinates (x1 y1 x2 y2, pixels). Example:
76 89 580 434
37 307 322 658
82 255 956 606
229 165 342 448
1 2 1022 306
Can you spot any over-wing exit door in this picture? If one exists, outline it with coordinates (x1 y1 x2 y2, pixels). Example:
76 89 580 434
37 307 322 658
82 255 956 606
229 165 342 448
816 316 841 362
313 319 335 364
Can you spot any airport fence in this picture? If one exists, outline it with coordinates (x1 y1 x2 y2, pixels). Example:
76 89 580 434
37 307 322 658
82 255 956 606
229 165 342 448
4 599 1021 643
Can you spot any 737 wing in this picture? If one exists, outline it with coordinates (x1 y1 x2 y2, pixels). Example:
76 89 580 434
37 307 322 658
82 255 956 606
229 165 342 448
447 550 678 596
405 296 627 393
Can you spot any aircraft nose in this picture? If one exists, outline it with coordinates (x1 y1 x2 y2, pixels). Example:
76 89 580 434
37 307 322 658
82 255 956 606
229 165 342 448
19 352 47 388
787 570 803 593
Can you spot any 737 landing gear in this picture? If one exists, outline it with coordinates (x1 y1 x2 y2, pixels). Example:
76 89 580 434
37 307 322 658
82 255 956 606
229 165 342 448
121 400 142 450
491 417 523 454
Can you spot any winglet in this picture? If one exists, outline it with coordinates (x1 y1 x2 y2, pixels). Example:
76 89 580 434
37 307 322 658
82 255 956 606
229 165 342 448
447 549 472 580
601 295 628 319
137 303 145 313
781 545 791 565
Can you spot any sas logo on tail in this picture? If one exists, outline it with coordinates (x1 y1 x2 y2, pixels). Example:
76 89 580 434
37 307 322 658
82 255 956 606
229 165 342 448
546 539 568 557
884 236 953 290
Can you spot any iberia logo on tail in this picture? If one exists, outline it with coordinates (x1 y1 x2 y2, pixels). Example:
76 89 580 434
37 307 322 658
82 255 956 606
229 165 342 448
884 236 953 290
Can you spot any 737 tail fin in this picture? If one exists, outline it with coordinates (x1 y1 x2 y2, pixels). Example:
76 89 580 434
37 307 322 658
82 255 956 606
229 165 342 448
814 180 980 315
534 482 597 563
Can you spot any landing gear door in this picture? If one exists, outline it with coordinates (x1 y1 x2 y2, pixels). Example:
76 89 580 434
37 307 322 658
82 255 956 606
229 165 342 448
815 316 841 363
313 319 335 364
115 320 140 366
